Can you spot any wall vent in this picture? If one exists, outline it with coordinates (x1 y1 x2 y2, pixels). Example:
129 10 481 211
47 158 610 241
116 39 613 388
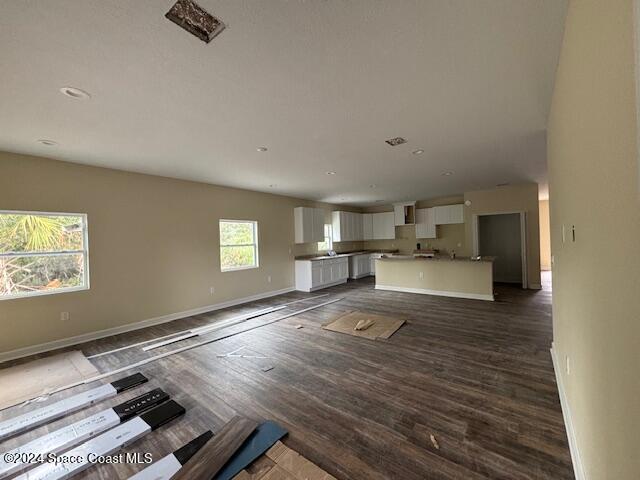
385 137 407 146
165 0 226 44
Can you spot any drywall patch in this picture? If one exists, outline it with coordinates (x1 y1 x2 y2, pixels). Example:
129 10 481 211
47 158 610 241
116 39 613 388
165 0 226 43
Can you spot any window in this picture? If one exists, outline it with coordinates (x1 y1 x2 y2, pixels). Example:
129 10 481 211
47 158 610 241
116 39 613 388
0 211 89 300
219 220 259 271
317 224 333 251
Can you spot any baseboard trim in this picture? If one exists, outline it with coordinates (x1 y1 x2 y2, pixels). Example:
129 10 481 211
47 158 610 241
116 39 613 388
550 345 586 480
302 279 347 293
374 284 494 301
0 286 295 364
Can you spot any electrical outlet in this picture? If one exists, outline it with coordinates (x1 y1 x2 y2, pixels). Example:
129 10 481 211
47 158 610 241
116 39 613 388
562 224 566 244
288 248 292 255
60 312 69 321
457 242 462 248
566 356 571 375
419 271 424 280
210 287 215 295
267 275 272 283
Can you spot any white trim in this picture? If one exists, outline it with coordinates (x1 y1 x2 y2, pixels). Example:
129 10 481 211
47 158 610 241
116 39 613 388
0 286 294 364
301 279 347 293
0 211 90 301
634 0 640 197
219 219 259 272
375 284 494 301
550 345 586 480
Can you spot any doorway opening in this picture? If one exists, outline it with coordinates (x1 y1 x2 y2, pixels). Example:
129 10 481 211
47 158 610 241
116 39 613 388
472 212 528 288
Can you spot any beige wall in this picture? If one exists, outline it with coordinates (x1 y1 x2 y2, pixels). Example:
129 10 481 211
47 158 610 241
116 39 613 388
463 184 541 288
362 195 466 254
539 200 551 270
0 151 350 354
548 1 640 478
375 258 494 298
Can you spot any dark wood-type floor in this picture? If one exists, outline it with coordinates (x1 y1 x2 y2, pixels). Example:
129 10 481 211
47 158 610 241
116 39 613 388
0 273 573 479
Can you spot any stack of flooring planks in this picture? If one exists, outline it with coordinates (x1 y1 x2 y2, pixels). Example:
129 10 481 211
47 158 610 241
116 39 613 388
234 441 337 480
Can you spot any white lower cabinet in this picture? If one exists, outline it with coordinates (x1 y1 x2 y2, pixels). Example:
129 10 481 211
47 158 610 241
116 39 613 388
295 257 349 292
349 253 372 279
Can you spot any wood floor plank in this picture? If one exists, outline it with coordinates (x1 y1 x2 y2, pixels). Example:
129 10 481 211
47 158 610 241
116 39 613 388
173 416 258 480
0 273 572 480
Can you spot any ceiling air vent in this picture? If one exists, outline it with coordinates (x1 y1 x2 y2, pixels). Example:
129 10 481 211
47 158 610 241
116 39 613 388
165 0 226 44
385 137 407 146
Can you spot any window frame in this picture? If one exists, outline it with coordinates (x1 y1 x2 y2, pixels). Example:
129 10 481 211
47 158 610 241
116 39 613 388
317 224 333 252
219 219 260 272
0 210 90 301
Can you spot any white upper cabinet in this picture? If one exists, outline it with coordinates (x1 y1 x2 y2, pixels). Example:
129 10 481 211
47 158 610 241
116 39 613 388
393 202 416 226
332 211 364 242
415 208 436 239
372 212 395 239
294 207 325 243
362 214 373 240
433 204 464 225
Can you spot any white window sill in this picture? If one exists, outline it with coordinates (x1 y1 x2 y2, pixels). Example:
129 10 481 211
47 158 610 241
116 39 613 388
221 265 260 273
0 285 89 301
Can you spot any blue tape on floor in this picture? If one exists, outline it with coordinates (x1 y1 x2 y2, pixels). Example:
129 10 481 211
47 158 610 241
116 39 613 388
214 420 288 480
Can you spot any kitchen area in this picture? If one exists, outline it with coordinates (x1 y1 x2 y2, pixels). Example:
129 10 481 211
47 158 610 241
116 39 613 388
293 200 494 299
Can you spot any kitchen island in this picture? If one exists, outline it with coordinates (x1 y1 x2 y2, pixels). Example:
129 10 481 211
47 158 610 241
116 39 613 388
375 256 495 301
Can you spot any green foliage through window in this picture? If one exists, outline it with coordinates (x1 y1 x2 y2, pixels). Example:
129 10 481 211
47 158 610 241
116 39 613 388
219 220 258 271
0 212 88 299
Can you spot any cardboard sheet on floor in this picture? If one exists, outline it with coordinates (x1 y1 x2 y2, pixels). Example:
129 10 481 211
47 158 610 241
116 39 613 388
0 351 99 410
233 441 336 480
322 311 405 340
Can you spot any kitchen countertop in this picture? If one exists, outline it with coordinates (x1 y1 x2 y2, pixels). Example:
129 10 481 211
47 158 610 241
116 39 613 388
378 255 496 263
295 250 399 261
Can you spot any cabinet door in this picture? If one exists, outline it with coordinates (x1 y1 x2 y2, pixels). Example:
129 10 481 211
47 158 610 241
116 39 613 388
433 206 447 225
381 212 396 239
416 208 436 239
331 211 342 242
359 255 370 275
313 208 325 242
394 205 403 226
371 214 381 239
362 214 373 240
449 204 464 224
294 207 314 243
425 208 436 238
322 262 332 285
339 260 348 279
311 263 322 286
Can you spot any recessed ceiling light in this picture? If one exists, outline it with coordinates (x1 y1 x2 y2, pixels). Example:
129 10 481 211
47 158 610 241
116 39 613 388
375 199 384 203
326 171 336 175
369 184 377 188
412 149 424 155
59 86 91 100
256 147 268 152
441 171 454 176
37 139 58 146
496 182 510 187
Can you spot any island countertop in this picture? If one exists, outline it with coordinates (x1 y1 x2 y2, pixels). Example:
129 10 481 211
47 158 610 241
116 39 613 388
378 255 496 263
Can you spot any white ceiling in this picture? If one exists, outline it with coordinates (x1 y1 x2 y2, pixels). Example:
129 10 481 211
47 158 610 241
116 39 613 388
0 0 567 206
